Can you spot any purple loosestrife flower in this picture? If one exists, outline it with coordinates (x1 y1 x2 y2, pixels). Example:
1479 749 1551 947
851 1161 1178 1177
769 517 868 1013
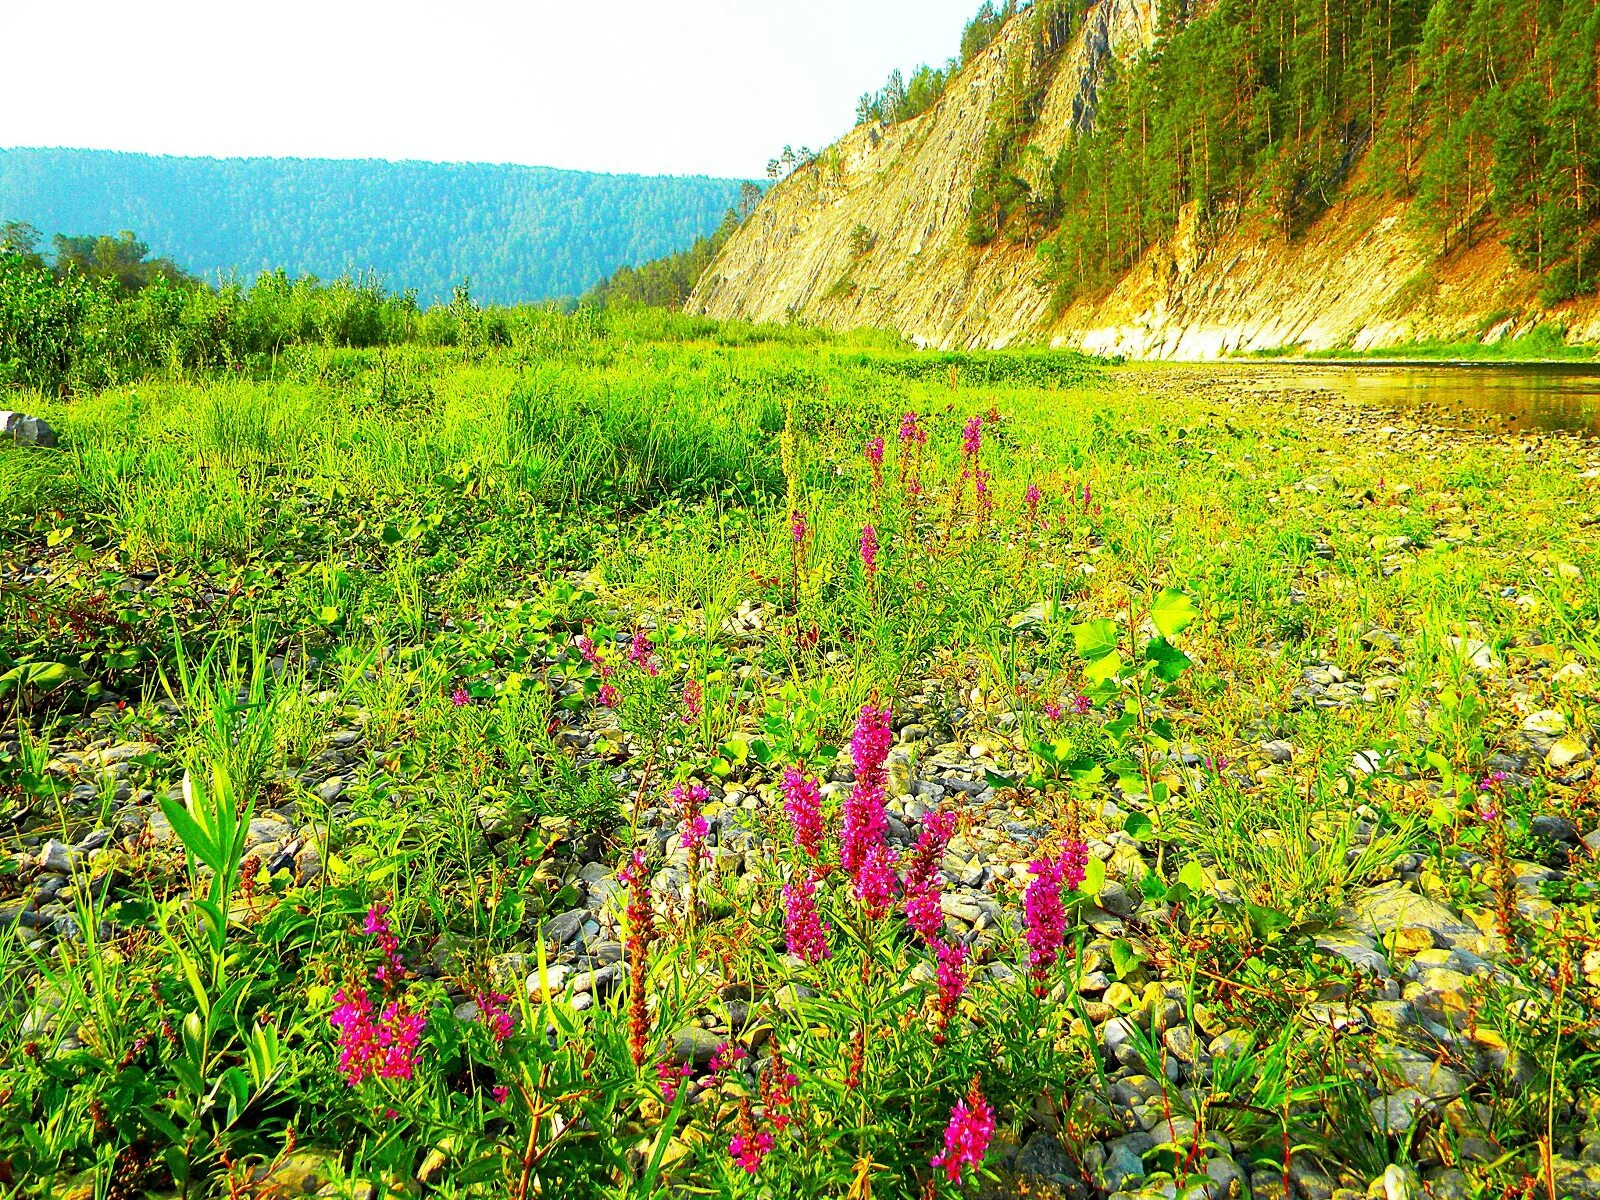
729 1130 775 1174
902 811 956 943
855 841 900 915
962 415 983 458
975 469 993 522
450 684 470 707
841 704 893 877
1071 693 1093 716
329 988 426 1086
1044 701 1064 721
657 1060 693 1102
791 510 808 545
492 1084 509 1104
1061 837 1089 893
782 870 831 964
597 682 619 708
866 435 885 491
682 678 702 723
628 629 660 676
364 904 405 986
472 990 514 1044
932 937 969 1036
671 782 711 862
1023 855 1069 988
899 410 926 446
1026 482 1041 525
931 1083 995 1183
782 766 824 858
860 524 879 580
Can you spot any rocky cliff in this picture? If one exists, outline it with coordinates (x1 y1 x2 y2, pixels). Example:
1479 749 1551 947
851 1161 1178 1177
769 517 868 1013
688 1 1600 356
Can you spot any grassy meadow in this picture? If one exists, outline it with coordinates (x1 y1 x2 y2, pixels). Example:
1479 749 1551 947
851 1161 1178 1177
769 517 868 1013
2 310 1599 1199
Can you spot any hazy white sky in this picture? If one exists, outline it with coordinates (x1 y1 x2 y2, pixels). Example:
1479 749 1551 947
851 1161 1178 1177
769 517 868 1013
2 0 982 179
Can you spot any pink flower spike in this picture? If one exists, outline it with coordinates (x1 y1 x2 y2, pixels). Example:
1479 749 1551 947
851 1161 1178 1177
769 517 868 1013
492 1084 509 1104
931 1088 994 1182
729 1130 775 1174
859 524 879 578
962 415 983 458
783 870 832 964
781 766 825 858
866 436 885 468
450 684 470 707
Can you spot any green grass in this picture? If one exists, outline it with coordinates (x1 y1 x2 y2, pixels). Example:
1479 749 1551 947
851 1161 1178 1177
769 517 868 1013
1250 321 1600 362
0 315 1596 1199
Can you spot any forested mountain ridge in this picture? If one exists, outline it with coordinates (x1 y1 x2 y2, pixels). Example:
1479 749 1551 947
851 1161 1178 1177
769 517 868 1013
690 0 1600 356
0 148 748 305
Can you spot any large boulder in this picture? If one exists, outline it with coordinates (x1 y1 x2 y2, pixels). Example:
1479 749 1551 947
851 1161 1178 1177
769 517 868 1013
0 411 57 447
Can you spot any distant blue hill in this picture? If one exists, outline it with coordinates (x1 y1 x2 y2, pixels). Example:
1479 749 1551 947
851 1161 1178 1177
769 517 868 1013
0 147 749 305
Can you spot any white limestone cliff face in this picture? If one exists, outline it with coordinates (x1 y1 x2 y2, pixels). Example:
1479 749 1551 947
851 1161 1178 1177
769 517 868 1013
689 0 1600 356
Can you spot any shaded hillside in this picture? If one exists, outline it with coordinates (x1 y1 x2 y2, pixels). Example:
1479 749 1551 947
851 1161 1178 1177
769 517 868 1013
691 0 1600 356
0 148 747 305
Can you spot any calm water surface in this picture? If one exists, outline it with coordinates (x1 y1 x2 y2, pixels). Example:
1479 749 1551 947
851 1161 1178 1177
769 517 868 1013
1279 362 1600 435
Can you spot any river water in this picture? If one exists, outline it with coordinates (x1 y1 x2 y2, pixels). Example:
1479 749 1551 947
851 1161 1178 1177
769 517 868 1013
1276 362 1600 436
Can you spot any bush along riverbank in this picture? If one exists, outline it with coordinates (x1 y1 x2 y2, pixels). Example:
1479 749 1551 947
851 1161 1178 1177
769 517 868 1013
2 327 1599 1198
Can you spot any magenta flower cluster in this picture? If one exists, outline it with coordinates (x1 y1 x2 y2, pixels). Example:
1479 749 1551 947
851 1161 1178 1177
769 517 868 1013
902 810 956 943
841 703 895 886
729 1130 775 1173
670 782 711 861
364 903 405 986
962 415 983 458
866 435 885 468
329 989 426 1086
899 410 927 446
781 766 824 858
931 1090 995 1182
473 990 514 1044
859 524 879 578
782 870 831 963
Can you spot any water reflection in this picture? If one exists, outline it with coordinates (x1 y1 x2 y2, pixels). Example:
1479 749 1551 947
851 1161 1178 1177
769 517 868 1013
1284 364 1600 435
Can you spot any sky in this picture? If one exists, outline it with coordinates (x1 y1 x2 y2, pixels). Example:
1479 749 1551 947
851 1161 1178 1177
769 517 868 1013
1 0 983 180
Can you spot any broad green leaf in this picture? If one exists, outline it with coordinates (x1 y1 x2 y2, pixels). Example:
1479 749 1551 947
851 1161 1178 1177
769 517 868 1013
1177 861 1207 893
1150 588 1197 639
1123 812 1153 841
1081 855 1107 897
1145 637 1192 681
1083 650 1124 686
1072 618 1120 661
1109 937 1144 979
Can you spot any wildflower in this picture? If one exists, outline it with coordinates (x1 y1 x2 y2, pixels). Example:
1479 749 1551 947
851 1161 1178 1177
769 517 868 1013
781 766 825 858
472 990 514 1044
932 937 969 1038
866 435 885 491
1022 854 1069 989
841 704 893 877
783 870 832 963
1082 482 1092 511
729 1130 774 1174
364 903 405 986
902 811 956 943
492 1084 509 1104
1025 482 1041 526
1205 753 1230 773
682 678 702 723
860 524 879 581
597 682 619 708
708 1040 747 1082
576 634 609 675
1071 693 1093 715
450 684 470 707
898 410 926 446
1044 701 1064 722
974 469 993 523
671 782 711 862
1060 837 1089 893
791 510 808 545
962 415 983 459
761 1045 799 1130
855 841 900 915
329 988 426 1086
620 848 654 1067
658 1060 693 1102
628 629 660 676
931 1079 994 1183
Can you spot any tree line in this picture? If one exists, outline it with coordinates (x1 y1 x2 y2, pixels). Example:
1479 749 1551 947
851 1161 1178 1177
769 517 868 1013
963 0 1600 308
